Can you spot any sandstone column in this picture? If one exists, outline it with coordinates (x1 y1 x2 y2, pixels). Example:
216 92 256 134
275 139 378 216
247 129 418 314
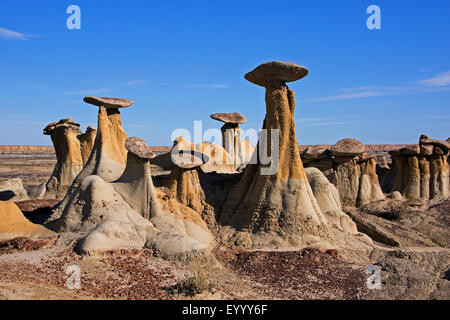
219 61 328 248
210 112 250 167
43 118 84 199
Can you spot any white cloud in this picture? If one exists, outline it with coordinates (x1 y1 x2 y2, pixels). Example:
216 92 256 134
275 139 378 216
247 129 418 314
295 117 358 127
0 27 28 40
183 84 229 88
303 70 450 103
421 71 450 87
123 80 149 87
296 117 329 123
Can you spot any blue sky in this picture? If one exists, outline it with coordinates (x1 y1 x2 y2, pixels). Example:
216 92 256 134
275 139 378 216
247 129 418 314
0 0 449 146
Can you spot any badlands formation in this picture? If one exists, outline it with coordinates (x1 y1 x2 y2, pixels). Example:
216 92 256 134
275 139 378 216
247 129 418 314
0 61 448 299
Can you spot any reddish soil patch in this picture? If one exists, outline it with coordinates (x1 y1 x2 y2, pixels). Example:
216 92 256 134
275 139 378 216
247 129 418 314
214 247 367 300
0 237 56 254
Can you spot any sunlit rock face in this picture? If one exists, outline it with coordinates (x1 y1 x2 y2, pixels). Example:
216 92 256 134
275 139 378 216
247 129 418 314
390 135 449 200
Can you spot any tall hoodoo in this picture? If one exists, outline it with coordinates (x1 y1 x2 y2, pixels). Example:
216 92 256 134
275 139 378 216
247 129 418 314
219 61 329 248
43 118 84 199
167 147 217 231
80 96 131 182
391 135 449 200
210 112 252 167
47 96 133 223
112 137 159 220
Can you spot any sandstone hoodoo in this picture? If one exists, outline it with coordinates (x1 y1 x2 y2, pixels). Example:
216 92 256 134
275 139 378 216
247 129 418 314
302 138 385 207
43 118 84 199
47 96 132 223
219 61 331 248
77 125 97 165
390 134 449 200
80 96 132 181
210 112 252 167
168 146 218 232
45 104 213 257
112 137 158 220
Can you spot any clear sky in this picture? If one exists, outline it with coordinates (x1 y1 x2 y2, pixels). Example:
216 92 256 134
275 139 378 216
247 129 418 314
1 0 449 146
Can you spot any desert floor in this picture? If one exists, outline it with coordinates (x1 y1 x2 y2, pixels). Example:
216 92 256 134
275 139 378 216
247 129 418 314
0 147 448 300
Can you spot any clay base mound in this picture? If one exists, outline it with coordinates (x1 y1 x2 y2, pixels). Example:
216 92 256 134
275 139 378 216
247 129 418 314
348 197 450 248
50 174 214 259
0 201 56 241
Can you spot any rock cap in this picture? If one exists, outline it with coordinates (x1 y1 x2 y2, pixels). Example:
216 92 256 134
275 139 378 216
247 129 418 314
171 149 209 169
330 138 364 156
244 61 309 87
43 118 81 135
390 145 420 156
125 137 155 160
301 146 329 160
210 112 247 124
419 137 450 152
83 96 135 109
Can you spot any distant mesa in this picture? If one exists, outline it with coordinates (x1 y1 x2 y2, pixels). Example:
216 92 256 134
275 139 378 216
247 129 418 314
83 96 135 108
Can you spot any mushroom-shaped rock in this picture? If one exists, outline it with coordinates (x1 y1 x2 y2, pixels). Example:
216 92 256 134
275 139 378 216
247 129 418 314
391 135 449 200
244 61 309 87
0 201 56 241
173 137 236 174
330 138 364 157
168 148 217 232
43 118 84 199
47 97 131 224
83 96 135 108
219 61 331 248
210 112 252 167
112 137 159 220
77 126 97 165
304 142 385 207
48 138 214 257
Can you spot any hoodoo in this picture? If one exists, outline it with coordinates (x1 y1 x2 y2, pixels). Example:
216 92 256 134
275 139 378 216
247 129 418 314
168 145 217 232
112 137 159 220
390 135 449 200
219 61 329 248
47 97 133 222
43 118 84 199
79 96 131 182
302 138 385 207
210 112 252 167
